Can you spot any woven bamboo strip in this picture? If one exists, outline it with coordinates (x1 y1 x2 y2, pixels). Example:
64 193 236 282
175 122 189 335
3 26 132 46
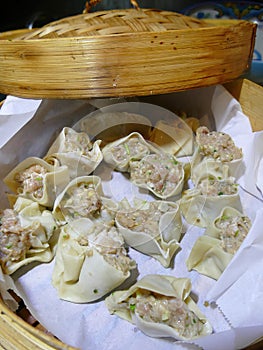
0 20 256 99
0 9 256 99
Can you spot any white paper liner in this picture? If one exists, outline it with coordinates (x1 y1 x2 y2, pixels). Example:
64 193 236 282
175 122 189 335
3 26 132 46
0 85 263 350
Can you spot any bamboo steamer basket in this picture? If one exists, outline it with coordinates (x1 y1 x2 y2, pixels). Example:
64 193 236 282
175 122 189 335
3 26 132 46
0 2 260 348
1 78 263 350
0 7 256 99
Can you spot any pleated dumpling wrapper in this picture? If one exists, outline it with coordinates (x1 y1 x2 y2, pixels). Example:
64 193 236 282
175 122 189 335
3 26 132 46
115 198 182 267
52 175 118 226
192 126 243 181
149 117 194 157
105 274 212 340
186 207 252 280
130 153 185 199
52 218 136 303
3 157 70 208
102 132 161 172
0 197 58 275
44 127 103 179
180 176 242 227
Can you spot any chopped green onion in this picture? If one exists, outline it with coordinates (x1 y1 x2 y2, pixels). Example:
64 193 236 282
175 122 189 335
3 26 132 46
124 143 130 155
129 304 136 311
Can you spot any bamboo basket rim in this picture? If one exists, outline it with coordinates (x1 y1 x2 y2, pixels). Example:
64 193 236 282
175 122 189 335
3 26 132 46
0 8 257 99
0 18 253 41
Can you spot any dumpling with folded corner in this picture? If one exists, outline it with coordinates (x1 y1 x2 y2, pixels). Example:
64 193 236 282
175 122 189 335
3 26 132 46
186 206 252 279
0 197 58 275
52 175 117 226
102 132 161 172
44 127 103 179
115 198 183 267
3 157 70 208
105 274 213 340
52 218 136 303
130 153 185 199
192 126 243 179
180 176 242 227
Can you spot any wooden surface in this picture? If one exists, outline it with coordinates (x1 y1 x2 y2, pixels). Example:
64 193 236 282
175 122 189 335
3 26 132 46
0 9 256 99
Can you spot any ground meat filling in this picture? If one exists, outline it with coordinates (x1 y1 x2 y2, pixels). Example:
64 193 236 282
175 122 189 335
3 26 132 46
62 183 102 218
15 164 47 199
111 137 150 163
76 226 134 274
126 289 204 338
196 126 242 162
215 214 252 254
0 209 31 268
116 202 175 238
64 130 92 154
130 153 183 197
197 178 238 196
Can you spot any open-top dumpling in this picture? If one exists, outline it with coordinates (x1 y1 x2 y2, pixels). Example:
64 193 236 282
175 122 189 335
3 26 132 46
52 175 118 226
186 207 252 279
102 132 161 172
115 198 182 267
44 127 103 179
130 153 185 199
0 197 58 274
192 126 243 179
3 157 70 208
52 218 136 303
105 274 212 340
180 176 242 227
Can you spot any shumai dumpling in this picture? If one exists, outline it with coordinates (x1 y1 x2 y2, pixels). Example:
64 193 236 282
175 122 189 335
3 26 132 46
102 132 161 172
194 126 243 178
115 198 182 267
3 157 70 208
180 176 242 227
52 175 117 226
44 127 103 179
186 207 252 280
52 218 136 303
130 153 185 199
105 274 212 340
0 197 58 274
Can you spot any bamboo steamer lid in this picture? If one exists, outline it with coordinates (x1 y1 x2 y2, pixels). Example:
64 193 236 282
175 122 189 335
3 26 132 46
0 4 256 99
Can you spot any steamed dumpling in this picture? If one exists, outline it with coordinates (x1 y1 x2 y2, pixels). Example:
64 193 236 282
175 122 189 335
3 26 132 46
115 198 182 267
192 126 243 179
0 197 58 274
52 218 136 303
102 132 161 172
44 127 103 179
186 207 252 279
180 176 242 227
130 153 185 199
105 274 212 340
52 175 117 226
3 157 70 208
